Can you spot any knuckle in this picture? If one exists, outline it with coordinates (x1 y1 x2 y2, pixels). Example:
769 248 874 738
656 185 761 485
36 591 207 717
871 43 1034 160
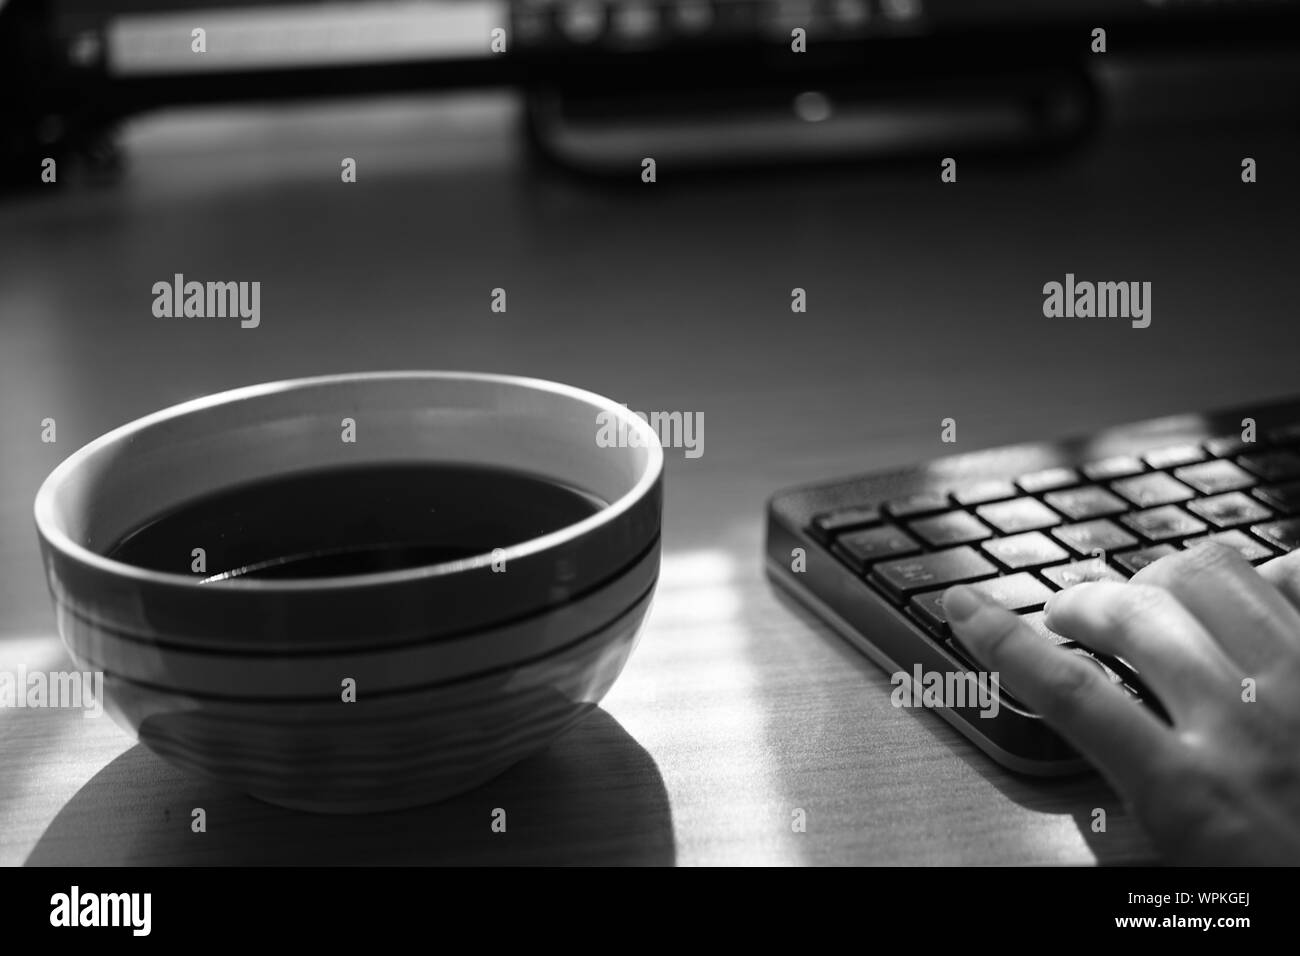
1103 583 1172 632
1180 539 1243 576
1134 540 1232 589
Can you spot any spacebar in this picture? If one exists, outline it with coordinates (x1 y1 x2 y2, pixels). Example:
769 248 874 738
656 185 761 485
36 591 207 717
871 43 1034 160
868 546 999 603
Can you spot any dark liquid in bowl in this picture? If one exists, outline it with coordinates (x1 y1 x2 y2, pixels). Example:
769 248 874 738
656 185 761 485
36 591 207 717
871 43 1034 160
106 464 604 581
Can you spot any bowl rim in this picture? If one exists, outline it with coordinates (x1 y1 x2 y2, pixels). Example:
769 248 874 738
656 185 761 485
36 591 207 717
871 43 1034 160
34 370 663 592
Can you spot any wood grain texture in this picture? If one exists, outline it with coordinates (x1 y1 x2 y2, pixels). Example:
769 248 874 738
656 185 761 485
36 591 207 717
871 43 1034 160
2 77 1297 865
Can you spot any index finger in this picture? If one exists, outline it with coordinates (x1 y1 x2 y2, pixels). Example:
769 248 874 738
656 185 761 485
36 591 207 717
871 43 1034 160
944 584 1179 788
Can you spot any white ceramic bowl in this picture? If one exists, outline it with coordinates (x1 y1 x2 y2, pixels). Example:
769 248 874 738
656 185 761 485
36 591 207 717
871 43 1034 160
35 371 663 811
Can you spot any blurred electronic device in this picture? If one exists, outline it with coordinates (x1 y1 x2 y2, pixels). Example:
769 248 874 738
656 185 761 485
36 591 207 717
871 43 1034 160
4 0 1299 180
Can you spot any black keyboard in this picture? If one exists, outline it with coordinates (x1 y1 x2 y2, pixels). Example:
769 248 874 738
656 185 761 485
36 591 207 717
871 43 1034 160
765 398 1300 774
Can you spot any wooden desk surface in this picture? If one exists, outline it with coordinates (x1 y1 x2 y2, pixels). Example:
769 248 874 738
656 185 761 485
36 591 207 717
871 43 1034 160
2 74 1297 865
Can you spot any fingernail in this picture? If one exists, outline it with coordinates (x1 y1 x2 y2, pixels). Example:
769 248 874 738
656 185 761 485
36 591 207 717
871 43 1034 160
944 585 985 624
1044 583 1083 624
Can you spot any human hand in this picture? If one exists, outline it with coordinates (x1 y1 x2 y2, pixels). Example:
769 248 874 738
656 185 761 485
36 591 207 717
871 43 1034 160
944 541 1300 864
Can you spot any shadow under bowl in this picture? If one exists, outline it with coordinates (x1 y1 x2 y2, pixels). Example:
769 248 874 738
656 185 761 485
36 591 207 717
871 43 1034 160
98 588 656 813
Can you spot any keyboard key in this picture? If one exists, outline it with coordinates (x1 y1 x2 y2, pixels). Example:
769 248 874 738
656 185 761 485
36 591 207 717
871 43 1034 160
1041 557 1127 588
952 480 1016 507
1114 544 1179 575
1019 610 1070 645
968 572 1055 612
912 599 1009 646
1190 530 1275 564
909 511 993 548
1051 519 1139 557
1122 505 1207 542
975 497 1062 534
811 506 880 542
907 591 953 635
1110 472 1195 507
910 573 1053 630
1081 455 1145 481
869 546 998 602
1204 434 1252 458
1251 518 1300 553
1143 444 1206 469
834 526 921 572
1186 491 1272 529
1238 450 1300 482
1173 459 1256 495
1016 467 1080 494
884 492 950 519
981 531 1070 570
1254 481 1300 515
1043 485 1128 520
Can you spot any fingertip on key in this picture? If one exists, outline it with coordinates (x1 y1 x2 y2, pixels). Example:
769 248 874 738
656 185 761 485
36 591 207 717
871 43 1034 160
943 584 986 625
